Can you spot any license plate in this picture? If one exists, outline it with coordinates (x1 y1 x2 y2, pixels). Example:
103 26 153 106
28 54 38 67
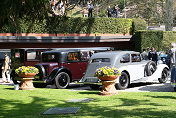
85 77 98 82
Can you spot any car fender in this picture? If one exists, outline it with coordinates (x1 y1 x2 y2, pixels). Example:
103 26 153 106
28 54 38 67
143 64 169 82
45 67 72 84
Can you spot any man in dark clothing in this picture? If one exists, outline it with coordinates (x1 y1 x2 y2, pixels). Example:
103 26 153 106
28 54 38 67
107 5 112 17
149 47 158 64
88 1 93 17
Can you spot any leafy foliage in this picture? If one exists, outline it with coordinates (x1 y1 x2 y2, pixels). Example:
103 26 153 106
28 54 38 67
134 30 176 52
1 17 137 34
132 18 147 34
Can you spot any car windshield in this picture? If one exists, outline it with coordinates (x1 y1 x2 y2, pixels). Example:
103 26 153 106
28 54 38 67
91 58 110 63
42 53 59 62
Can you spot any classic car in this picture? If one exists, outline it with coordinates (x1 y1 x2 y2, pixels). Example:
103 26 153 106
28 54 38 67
79 51 169 90
33 49 92 88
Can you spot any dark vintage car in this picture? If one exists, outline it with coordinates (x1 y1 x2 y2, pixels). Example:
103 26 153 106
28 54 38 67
34 49 92 89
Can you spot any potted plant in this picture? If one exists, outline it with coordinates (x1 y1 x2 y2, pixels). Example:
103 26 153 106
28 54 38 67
15 66 39 90
15 66 39 78
94 66 121 96
94 66 121 81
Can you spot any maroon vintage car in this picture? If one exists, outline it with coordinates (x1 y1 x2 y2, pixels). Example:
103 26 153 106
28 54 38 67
34 49 92 89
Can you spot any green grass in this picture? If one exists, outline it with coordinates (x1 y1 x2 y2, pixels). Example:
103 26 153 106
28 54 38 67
1 85 176 118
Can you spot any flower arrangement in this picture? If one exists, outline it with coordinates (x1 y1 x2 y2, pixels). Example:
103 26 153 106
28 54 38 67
15 66 39 74
94 66 121 77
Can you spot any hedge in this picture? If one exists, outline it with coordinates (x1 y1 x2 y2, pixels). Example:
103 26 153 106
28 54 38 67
0 17 146 34
134 30 176 52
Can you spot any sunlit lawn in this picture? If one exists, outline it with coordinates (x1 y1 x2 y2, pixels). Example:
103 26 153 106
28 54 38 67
0 85 176 118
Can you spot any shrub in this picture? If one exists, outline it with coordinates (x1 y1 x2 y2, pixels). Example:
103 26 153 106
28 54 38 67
0 17 144 34
134 30 176 52
132 18 147 34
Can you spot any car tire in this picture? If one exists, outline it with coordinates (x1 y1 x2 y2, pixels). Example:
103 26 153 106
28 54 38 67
174 87 176 92
116 72 129 90
145 61 157 76
158 68 168 83
55 72 70 89
89 85 100 90
33 83 47 88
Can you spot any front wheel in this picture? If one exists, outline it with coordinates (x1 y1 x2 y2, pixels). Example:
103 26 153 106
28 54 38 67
116 72 129 90
55 72 70 89
158 68 168 83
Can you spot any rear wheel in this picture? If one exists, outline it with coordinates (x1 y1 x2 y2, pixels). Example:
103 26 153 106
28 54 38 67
55 72 70 89
116 72 129 90
158 68 168 83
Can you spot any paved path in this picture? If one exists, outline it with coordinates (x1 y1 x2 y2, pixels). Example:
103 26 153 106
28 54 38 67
0 79 174 92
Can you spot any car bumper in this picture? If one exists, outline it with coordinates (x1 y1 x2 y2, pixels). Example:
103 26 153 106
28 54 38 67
78 81 102 85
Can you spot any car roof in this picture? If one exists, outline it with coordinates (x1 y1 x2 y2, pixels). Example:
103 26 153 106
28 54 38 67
43 49 82 54
91 51 140 59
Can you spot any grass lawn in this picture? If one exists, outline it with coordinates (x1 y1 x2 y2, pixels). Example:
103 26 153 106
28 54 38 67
0 85 176 118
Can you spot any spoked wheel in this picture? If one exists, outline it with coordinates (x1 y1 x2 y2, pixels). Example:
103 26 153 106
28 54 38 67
116 72 129 90
55 72 70 89
146 61 157 76
158 68 168 83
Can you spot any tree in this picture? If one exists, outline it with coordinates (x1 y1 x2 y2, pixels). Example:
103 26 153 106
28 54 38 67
0 0 91 31
165 0 173 31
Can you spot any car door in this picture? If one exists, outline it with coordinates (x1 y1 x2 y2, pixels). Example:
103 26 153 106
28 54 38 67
128 53 145 81
79 51 90 75
65 52 82 80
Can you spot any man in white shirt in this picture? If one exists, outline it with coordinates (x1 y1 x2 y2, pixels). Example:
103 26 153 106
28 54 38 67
1 52 10 83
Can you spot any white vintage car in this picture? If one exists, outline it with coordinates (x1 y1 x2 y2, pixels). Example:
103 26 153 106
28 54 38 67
80 51 169 90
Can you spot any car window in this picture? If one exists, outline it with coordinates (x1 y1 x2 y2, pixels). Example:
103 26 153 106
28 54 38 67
120 54 130 63
27 51 39 60
42 53 58 62
91 58 110 63
131 54 141 62
80 51 90 61
67 52 80 62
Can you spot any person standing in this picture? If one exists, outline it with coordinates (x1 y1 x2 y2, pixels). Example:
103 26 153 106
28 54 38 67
88 1 93 17
1 52 10 83
107 5 112 17
141 49 148 60
168 43 176 69
150 47 158 64
113 4 119 18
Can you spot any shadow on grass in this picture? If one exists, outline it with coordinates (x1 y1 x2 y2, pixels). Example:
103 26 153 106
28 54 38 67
78 91 100 95
0 92 176 118
145 95 176 100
